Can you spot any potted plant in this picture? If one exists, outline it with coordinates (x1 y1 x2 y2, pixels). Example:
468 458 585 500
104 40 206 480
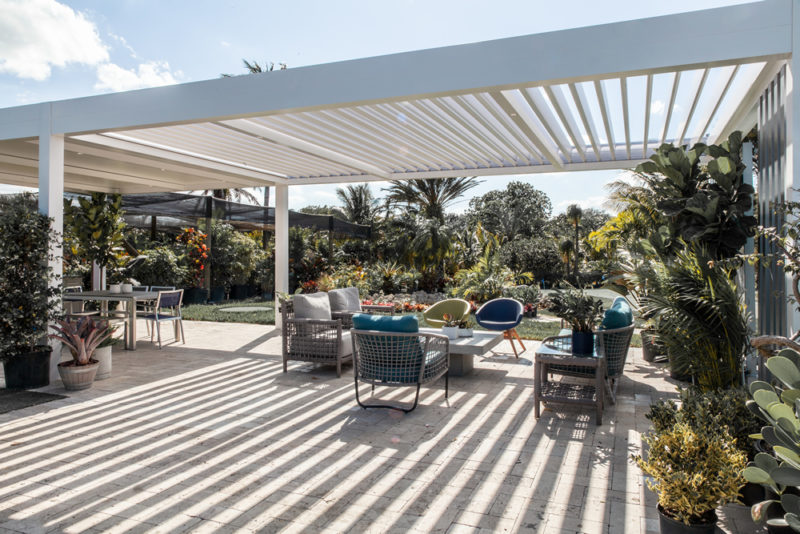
50 317 114 390
64 193 126 290
177 228 209 304
547 288 603 355
93 326 120 380
457 317 474 337
634 421 746 533
441 313 459 340
0 193 61 389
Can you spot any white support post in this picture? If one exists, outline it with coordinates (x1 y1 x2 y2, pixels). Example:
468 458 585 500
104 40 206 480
38 107 64 381
788 0 800 336
274 184 289 328
742 141 758 383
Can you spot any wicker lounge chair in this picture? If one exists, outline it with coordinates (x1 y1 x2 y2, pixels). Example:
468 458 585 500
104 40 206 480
280 293 352 377
351 314 449 413
328 287 394 328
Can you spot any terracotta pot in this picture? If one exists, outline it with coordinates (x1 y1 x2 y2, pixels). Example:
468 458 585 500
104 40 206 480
57 360 99 391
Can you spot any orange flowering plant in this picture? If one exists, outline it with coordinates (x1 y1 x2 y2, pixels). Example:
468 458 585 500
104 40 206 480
177 228 209 288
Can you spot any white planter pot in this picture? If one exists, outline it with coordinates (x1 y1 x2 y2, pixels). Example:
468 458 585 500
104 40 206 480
458 328 473 337
441 326 459 340
94 345 112 380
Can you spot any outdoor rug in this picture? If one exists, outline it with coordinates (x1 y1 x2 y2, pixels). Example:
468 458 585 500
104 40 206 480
0 389 66 414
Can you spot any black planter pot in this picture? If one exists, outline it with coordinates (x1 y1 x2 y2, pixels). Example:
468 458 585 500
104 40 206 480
230 284 250 300
2 346 52 389
667 350 693 382
641 329 658 363
739 481 766 507
183 287 208 304
572 330 594 355
658 506 717 534
209 286 226 303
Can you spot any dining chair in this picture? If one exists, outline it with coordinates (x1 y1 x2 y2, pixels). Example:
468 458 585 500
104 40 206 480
142 289 185 349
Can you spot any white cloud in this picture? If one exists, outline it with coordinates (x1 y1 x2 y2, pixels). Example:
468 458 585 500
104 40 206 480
651 100 665 115
556 195 610 213
0 0 108 80
95 60 180 91
220 40 231 48
109 32 138 59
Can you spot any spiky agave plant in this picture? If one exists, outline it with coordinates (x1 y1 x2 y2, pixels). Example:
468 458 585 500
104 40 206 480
50 317 114 366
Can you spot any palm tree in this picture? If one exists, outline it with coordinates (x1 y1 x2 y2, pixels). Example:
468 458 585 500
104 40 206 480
196 188 259 203
384 177 481 222
566 204 583 284
559 239 574 280
336 184 378 225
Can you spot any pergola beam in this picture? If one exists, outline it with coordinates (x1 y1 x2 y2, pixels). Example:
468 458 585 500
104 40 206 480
0 0 788 139
219 119 391 179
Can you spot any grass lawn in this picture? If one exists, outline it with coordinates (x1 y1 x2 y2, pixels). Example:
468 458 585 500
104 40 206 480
181 299 641 347
182 299 275 324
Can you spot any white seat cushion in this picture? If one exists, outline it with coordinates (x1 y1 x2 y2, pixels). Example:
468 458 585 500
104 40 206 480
328 287 361 313
339 331 353 358
293 292 332 320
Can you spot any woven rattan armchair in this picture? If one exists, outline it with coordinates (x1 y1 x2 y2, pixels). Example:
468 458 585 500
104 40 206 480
351 329 449 413
541 324 635 404
328 287 394 329
280 298 351 377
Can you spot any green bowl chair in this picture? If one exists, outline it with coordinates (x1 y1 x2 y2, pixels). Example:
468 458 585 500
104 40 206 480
423 298 471 328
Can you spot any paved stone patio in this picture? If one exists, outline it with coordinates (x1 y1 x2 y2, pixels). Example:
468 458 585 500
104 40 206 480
0 321 754 533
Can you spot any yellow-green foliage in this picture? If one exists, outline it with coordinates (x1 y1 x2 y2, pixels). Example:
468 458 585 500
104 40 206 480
633 422 746 525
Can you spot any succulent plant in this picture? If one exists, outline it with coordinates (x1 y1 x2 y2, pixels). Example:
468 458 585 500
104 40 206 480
744 348 800 531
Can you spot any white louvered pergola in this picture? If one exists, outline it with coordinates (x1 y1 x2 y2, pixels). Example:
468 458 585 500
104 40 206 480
0 0 797 339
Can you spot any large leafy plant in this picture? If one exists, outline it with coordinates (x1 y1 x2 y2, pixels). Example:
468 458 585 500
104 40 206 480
0 193 61 359
633 131 756 260
633 422 746 525
743 349 800 531
64 193 126 272
546 288 603 333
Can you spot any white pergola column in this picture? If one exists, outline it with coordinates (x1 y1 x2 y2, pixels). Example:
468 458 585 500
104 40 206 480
788 0 800 335
38 107 64 381
274 184 289 328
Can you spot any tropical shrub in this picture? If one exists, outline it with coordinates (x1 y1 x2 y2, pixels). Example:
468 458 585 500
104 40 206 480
176 228 208 287
250 249 274 292
499 237 563 285
502 284 541 306
643 246 750 390
450 252 521 302
130 247 187 288
646 387 761 458
365 261 420 294
210 222 260 288
634 422 745 525
0 193 61 358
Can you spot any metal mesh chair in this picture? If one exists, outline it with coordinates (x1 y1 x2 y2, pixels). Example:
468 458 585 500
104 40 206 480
351 329 449 413
541 324 635 404
141 289 185 349
280 298 351 377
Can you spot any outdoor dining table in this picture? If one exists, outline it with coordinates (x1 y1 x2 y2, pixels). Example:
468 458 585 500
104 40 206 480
62 290 159 350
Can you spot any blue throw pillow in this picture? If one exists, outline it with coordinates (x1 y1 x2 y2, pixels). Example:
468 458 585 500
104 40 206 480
601 297 633 330
352 313 419 333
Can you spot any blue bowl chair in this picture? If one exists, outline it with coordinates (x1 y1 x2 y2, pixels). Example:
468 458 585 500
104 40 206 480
475 298 525 357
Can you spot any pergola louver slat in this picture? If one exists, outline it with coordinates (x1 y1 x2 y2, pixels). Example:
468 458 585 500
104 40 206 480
493 90 564 168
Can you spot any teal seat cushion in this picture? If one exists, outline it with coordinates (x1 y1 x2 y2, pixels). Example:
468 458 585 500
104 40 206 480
352 313 419 333
601 297 633 330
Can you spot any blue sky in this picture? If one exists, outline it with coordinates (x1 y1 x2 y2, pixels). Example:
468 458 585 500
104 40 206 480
0 0 750 214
